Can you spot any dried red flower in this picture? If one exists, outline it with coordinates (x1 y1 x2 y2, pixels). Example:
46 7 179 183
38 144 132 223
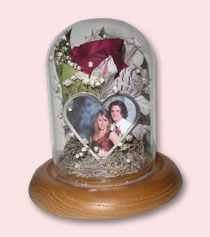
69 38 127 75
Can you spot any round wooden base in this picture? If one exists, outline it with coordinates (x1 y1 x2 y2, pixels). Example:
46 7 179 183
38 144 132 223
29 153 182 219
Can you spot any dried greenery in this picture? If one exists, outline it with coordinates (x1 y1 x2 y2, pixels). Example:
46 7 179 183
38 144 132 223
58 137 150 178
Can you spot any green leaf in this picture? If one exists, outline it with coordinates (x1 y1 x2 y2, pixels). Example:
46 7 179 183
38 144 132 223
60 62 76 82
99 27 105 38
68 85 79 95
79 84 88 92
87 86 96 95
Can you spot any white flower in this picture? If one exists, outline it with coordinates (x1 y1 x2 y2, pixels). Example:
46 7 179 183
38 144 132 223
90 75 97 81
89 78 95 87
122 144 129 151
49 55 53 61
75 154 80 159
136 68 141 75
68 107 72 112
126 158 131 163
103 34 108 39
66 42 70 46
79 152 84 157
75 71 89 81
112 86 118 93
65 132 72 142
95 81 100 87
125 135 133 142
57 52 62 57
88 61 93 68
69 132 75 137
69 62 74 67
62 122 67 128
81 147 88 152
71 75 76 80
142 77 149 84
77 66 81 71
63 79 72 87
118 142 123 147
99 77 105 84
94 146 99 153
82 77 89 85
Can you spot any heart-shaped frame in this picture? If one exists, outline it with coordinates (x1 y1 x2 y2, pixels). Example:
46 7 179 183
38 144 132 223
63 93 140 159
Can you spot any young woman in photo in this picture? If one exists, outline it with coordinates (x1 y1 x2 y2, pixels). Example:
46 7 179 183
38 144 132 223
90 109 119 152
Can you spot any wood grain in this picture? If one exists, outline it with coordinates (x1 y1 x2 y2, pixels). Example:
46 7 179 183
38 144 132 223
29 153 182 219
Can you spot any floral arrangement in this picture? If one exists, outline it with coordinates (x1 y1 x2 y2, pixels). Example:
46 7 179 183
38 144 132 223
49 27 152 177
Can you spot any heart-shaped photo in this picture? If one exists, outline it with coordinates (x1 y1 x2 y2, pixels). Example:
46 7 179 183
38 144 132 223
63 93 140 158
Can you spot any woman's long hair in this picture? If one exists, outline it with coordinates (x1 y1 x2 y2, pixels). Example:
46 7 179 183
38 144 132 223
93 109 112 140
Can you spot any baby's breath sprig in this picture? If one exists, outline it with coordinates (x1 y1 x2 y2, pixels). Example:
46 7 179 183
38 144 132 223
54 29 72 75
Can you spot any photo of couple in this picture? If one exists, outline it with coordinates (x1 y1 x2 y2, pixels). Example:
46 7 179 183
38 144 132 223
65 94 138 154
90 100 131 153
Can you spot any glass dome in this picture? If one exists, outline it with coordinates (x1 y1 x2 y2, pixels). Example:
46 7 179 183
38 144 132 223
46 18 155 178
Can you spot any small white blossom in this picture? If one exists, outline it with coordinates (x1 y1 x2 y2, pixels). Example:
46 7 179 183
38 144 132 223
57 52 62 57
66 42 70 46
90 75 97 81
71 75 76 80
73 63 78 69
142 77 149 84
79 152 84 157
118 142 123 147
62 122 67 128
49 55 54 61
128 38 134 44
89 78 95 87
126 135 133 142
75 154 80 159
69 132 75 137
136 68 141 75
82 77 89 85
81 147 88 152
88 61 93 68
122 145 129 151
74 163 79 168
95 81 100 87
63 79 72 87
75 71 89 81
112 86 118 93
99 77 105 84
69 62 74 67
77 66 81 71
68 107 72 112
126 158 131 163
94 146 99 153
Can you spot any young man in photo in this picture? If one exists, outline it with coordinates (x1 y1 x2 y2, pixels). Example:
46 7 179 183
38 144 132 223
108 100 131 137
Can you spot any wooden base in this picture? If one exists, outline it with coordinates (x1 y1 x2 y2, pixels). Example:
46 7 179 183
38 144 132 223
29 153 182 219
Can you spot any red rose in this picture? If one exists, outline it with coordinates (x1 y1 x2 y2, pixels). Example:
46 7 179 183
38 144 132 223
69 38 127 75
